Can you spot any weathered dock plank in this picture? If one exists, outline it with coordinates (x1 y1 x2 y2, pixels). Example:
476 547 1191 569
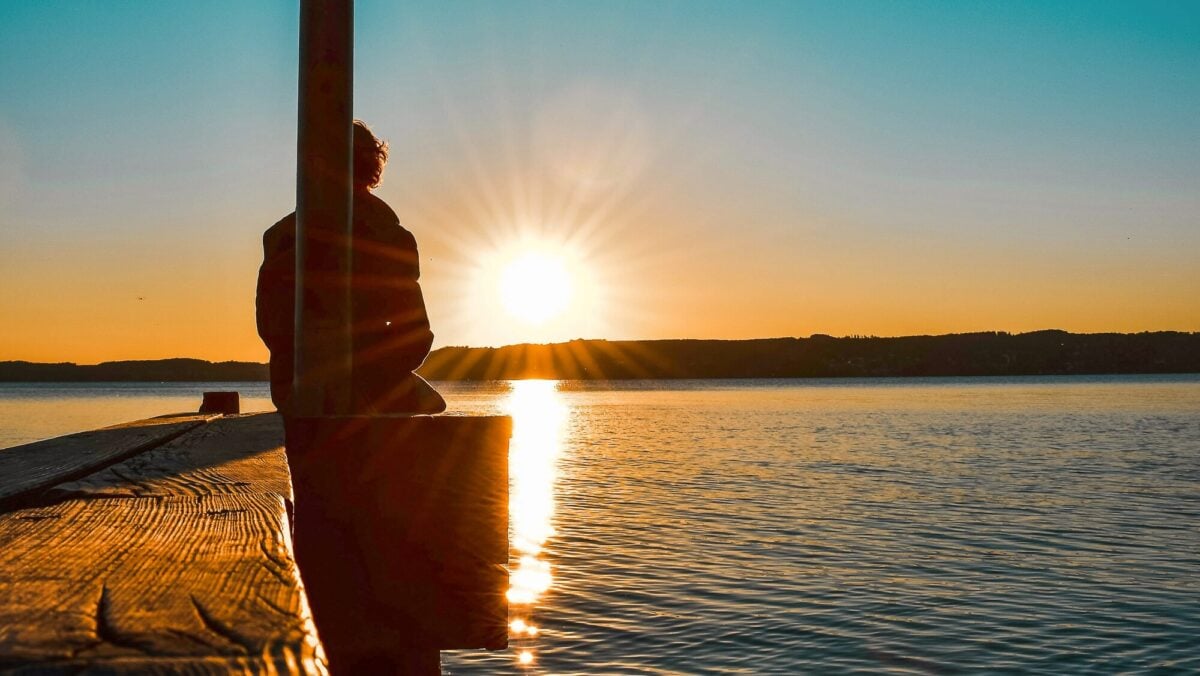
0 493 325 674
4 655 316 675
2 410 509 674
45 414 291 502
0 412 327 675
0 415 214 509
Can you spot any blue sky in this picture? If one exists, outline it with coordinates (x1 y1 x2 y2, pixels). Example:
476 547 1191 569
1 1 1197 361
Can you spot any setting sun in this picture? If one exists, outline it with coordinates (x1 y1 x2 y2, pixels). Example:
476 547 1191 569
2 3 1199 675
500 253 572 325
453 234 611 347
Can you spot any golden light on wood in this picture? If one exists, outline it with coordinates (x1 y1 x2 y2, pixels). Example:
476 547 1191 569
0 414 326 673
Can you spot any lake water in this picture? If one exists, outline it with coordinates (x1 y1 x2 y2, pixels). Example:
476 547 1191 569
2 376 1199 674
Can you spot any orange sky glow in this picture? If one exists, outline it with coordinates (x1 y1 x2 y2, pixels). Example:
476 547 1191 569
1 3 1198 364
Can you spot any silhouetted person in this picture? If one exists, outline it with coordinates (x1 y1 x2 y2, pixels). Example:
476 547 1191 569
256 120 446 414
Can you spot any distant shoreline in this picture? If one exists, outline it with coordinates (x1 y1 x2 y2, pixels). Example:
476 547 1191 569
2 331 1197 382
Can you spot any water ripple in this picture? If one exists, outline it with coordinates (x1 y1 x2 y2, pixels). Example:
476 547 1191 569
438 376 1200 674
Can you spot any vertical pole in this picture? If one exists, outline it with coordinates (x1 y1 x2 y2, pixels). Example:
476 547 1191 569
294 0 354 416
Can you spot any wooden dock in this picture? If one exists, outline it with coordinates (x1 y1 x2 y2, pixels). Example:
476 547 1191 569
0 410 510 674
1 412 325 673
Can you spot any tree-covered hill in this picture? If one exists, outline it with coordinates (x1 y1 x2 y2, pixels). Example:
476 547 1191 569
3 331 1196 382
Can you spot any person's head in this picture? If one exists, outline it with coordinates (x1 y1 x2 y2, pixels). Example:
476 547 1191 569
353 120 389 192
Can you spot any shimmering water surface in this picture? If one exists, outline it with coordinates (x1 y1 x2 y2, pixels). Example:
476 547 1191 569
3 376 1199 674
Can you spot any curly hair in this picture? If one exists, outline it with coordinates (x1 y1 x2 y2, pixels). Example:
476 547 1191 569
353 120 389 191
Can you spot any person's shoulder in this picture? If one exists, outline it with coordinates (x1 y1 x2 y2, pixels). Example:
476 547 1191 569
266 212 296 233
264 212 296 250
358 192 402 223
358 192 416 243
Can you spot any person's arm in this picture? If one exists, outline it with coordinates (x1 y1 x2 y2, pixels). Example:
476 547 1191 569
256 217 296 353
389 227 436 365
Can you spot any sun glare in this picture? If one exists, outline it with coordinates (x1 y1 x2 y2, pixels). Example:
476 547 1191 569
456 231 612 346
500 252 572 325
506 380 564 666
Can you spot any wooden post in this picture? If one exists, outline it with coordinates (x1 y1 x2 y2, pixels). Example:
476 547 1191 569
294 0 354 416
290 4 510 674
199 391 240 414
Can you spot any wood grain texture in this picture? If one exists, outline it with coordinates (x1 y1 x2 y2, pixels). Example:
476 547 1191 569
0 415 213 509
46 414 291 503
0 494 326 675
4 655 319 675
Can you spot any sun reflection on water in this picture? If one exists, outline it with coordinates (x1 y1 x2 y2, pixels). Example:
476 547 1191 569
505 380 566 665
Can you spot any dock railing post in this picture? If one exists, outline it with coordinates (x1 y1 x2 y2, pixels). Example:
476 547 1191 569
288 3 510 672
294 0 354 416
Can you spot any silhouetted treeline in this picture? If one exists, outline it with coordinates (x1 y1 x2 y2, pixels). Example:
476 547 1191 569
0 358 268 382
2 331 1197 382
417 331 1200 380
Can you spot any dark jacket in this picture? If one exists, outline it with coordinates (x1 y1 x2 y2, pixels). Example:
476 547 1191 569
256 192 435 410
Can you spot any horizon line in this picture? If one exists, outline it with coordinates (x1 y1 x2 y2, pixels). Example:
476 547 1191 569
6 328 1200 367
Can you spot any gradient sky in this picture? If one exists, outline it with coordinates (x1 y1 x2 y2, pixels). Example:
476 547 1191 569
1 1 1197 363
